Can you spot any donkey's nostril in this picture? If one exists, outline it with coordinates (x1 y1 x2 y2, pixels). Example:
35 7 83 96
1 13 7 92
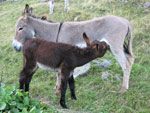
12 39 23 52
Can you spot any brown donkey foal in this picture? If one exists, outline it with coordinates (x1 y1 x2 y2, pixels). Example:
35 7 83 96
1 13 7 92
20 33 108 108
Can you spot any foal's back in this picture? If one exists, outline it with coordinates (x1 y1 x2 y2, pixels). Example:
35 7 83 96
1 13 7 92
23 38 89 68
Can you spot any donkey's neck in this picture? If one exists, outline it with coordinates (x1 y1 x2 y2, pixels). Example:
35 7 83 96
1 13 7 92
28 16 60 42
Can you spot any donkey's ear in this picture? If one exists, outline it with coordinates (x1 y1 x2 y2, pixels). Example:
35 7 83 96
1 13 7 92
83 32 91 46
23 4 30 19
41 15 47 20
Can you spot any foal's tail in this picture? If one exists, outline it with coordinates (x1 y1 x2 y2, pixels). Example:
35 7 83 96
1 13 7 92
124 23 134 58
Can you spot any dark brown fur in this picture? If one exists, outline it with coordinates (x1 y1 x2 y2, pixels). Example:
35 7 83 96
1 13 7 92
20 33 108 108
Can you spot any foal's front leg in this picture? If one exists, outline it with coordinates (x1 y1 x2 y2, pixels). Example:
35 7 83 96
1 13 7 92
60 64 70 108
68 75 76 100
19 58 37 92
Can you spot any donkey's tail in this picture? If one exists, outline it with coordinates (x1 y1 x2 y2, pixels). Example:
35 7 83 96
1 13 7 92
124 23 134 57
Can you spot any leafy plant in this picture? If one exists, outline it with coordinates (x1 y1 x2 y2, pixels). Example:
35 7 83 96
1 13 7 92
0 83 47 113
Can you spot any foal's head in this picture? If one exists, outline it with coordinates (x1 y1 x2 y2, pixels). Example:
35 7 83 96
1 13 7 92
83 33 108 57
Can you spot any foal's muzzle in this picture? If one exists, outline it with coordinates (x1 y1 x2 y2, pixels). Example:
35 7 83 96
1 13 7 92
12 39 23 52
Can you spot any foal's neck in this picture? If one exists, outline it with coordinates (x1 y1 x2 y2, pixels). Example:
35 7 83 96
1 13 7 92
72 47 98 67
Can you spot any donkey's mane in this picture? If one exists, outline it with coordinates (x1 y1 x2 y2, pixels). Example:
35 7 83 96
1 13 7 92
29 14 55 23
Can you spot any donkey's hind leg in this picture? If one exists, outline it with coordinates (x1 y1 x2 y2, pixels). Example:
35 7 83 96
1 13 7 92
110 47 134 93
55 72 61 95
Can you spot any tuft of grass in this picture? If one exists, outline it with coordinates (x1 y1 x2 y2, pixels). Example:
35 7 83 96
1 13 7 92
0 0 150 112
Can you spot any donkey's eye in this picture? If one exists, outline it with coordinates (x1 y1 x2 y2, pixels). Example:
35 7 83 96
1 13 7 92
18 27 23 31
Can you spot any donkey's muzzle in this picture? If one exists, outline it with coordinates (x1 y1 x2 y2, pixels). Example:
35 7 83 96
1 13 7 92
12 39 23 52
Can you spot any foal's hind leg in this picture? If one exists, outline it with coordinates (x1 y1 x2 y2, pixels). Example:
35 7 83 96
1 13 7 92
110 47 134 93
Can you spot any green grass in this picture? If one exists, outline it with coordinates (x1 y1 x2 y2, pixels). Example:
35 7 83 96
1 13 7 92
0 0 150 112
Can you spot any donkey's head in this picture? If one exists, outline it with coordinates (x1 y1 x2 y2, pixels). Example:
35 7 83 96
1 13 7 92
83 32 108 57
12 4 35 51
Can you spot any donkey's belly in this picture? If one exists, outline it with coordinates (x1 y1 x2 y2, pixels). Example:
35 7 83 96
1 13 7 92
37 62 60 72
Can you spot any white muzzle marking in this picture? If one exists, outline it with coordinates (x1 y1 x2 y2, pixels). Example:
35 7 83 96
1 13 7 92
12 39 23 51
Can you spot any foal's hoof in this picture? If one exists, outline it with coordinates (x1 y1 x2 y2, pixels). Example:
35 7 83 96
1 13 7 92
60 101 68 109
71 96 77 101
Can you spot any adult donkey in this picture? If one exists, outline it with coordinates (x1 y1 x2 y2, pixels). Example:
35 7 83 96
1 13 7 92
12 4 134 94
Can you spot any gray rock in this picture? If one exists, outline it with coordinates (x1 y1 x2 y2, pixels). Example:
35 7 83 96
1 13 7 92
92 60 100 64
115 75 121 81
7 0 14 2
74 15 80 21
40 0 47 2
120 0 128 2
143 9 149 13
99 59 112 69
144 2 150 8
90 6 94 10
101 72 110 79
0 0 3 3
73 63 91 78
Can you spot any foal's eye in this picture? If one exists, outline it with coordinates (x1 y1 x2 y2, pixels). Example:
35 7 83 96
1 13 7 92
18 27 23 31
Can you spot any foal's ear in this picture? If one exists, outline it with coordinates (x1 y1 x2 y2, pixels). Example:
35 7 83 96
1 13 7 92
23 4 30 19
93 44 99 51
83 32 91 46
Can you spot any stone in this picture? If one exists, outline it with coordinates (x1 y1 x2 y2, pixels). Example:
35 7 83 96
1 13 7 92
7 0 14 2
73 63 91 78
74 15 80 21
101 72 110 79
143 9 149 13
120 0 128 2
99 59 112 69
144 2 150 8
90 6 94 10
115 75 121 81
92 60 100 64
40 0 47 2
